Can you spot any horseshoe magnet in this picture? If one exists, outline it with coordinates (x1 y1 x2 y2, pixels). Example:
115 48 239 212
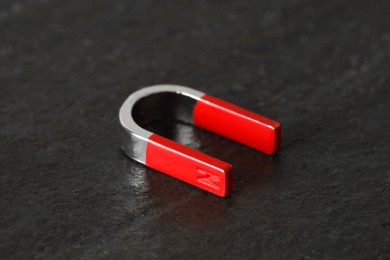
119 85 281 197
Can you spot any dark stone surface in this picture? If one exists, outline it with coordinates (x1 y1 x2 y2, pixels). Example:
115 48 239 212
1 0 389 259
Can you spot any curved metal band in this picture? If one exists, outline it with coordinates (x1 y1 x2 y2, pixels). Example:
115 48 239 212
119 85 204 164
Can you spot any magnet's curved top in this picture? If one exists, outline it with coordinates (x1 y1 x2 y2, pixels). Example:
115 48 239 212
119 84 281 197
119 85 205 163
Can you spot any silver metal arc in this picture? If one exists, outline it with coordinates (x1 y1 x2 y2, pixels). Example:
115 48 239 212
119 84 204 164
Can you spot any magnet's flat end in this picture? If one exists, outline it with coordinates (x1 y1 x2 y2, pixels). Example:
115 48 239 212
270 123 281 155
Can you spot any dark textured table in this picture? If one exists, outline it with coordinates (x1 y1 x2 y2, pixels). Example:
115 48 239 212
1 0 389 259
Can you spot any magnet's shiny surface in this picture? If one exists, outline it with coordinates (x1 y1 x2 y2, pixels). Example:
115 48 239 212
119 85 203 163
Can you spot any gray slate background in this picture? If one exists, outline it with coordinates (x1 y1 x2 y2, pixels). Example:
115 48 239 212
1 0 390 259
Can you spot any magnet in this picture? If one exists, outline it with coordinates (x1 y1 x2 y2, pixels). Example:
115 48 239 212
119 85 281 197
